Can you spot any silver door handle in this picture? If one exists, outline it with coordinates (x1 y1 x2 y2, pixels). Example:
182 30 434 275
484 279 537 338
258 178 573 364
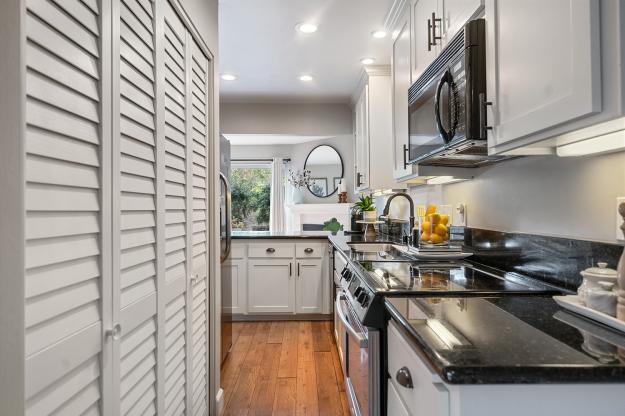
335 296 367 348
105 323 122 341
396 367 414 389
304 248 314 254
220 173 232 263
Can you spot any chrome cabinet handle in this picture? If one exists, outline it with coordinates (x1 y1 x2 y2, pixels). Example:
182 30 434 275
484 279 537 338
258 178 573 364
289 262 292 276
356 172 363 187
266 247 275 253
304 248 314 254
297 262 300 276
105 323 122 341
396 366 414 389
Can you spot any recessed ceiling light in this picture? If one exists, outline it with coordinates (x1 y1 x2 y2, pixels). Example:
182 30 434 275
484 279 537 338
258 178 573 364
221 73 237 81
296 23 318 33
371 30 387 39
299 74 313 82
360 57 375 65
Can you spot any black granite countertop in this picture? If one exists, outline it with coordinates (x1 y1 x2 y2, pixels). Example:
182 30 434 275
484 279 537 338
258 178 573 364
386 296 625 384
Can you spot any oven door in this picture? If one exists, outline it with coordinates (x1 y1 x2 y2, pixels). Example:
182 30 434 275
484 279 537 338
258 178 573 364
336 295 380 416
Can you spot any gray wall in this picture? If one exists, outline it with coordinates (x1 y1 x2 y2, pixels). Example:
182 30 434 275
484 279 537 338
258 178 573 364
231 135 355 204
221 102 353 135
380 151 625 244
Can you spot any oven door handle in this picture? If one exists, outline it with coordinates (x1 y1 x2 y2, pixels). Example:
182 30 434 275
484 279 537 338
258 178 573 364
335 296 368 348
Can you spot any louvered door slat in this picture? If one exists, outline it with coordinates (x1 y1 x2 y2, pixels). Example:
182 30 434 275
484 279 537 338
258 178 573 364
24 0 104 414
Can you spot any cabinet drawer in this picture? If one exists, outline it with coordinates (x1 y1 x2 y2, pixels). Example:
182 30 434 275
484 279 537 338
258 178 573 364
295 242 325 258
248 243 295 258
230 243 246 259
387 321 449 416
387 377 411 416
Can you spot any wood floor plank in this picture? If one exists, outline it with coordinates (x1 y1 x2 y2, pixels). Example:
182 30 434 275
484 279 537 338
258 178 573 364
224 323 266 415
311 321 331 352
297 321 315 363
296 355 319 415
330 338 345 392
222 322 259 406
278 321 299 378
314 351 343 415
267 321 286 343
250 343 282 416
273 377 297 416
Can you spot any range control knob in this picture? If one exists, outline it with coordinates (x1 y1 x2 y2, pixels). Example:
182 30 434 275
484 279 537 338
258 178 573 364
344 270 353 281
354 286 363 298
357 291 370 307
340 267 349 278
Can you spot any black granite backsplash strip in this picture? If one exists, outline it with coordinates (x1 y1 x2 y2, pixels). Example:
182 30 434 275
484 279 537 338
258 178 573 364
464 228 624 292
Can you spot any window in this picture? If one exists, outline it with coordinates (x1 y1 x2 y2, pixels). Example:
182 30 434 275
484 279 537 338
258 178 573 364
230 162 272 231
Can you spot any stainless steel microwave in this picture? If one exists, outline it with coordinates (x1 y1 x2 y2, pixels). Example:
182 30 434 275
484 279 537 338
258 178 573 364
407 19 507 167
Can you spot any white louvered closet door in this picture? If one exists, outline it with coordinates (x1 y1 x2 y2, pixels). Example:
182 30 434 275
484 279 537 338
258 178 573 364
189 35 211 416
23 0 107 414
114 0 159 414
163 3 190 415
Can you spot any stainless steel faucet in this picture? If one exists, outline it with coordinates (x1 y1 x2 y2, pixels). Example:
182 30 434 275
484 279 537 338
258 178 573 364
382 192 415 245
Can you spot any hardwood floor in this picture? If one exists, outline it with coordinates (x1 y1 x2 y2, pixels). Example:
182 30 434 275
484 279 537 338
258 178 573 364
221 320 350 416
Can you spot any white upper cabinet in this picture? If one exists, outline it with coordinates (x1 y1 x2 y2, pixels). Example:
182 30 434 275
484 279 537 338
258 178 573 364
352 66 396 193
392 4 415 180
411 0 441 80
486 0 602 151
411 0 482 81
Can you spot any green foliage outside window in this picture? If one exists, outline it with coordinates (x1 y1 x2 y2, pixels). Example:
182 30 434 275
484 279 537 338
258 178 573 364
231 167 271 231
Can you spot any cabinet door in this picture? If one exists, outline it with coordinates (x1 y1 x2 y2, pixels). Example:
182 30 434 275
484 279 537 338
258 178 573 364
354 86 370 191
23 0 108 413
162 4 190 415
188 34 211 416
223 259 247 314
411 0 441 80
486 0 601 148
392 7 414 180
248 260 295 313
441 0 482 46
296 259 324 314
114 0 159 413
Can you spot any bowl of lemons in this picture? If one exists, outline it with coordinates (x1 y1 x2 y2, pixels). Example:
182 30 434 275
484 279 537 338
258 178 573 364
418 204 451 246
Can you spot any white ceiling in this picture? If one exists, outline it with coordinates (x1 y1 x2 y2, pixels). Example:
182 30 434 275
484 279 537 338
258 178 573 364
224 134 335 146
218 0 394 103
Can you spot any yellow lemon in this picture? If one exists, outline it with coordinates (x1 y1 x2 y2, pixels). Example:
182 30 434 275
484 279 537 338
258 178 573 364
429 213 441 224
434 223 447 236
421 221 432 233
440 214 449 225
430 234 443 244
426 204 437 215
420 232 431 242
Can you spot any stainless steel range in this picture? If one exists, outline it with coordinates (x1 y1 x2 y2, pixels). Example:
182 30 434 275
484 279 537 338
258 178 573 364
334 248 563 416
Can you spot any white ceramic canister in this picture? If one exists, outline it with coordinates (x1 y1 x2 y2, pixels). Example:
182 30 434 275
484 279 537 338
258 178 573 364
586 281 618 316
577 262 617 305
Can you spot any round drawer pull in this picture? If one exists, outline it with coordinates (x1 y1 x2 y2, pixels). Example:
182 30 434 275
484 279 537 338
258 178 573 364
396 366 414 389
304 248 314 254
266 247 276 253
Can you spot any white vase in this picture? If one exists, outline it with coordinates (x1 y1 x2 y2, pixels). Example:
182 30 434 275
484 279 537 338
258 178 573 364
363 210 377 221
292 187 304 204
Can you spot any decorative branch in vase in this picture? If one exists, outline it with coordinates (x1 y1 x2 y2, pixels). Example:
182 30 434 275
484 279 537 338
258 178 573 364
287 168 312 189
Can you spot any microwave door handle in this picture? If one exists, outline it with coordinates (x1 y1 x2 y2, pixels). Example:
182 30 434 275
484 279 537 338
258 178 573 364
435 69 453 144
335 296 367 348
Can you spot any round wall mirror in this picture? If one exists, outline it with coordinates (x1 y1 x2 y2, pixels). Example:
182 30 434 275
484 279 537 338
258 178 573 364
304 145 344 198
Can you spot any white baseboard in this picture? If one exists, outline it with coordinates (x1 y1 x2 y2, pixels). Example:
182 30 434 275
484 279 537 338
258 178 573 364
216 388 225 415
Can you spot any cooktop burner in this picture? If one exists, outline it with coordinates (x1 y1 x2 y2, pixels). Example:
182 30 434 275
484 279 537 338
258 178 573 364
358 261 560 295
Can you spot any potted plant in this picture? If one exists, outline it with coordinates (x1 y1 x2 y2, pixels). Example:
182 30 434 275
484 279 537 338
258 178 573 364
354 195 377 222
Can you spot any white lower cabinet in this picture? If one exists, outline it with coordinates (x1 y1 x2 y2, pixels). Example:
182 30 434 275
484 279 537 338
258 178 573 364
232 239 329 316
295 259 324 313
248 260 295 313
387 320 625 416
